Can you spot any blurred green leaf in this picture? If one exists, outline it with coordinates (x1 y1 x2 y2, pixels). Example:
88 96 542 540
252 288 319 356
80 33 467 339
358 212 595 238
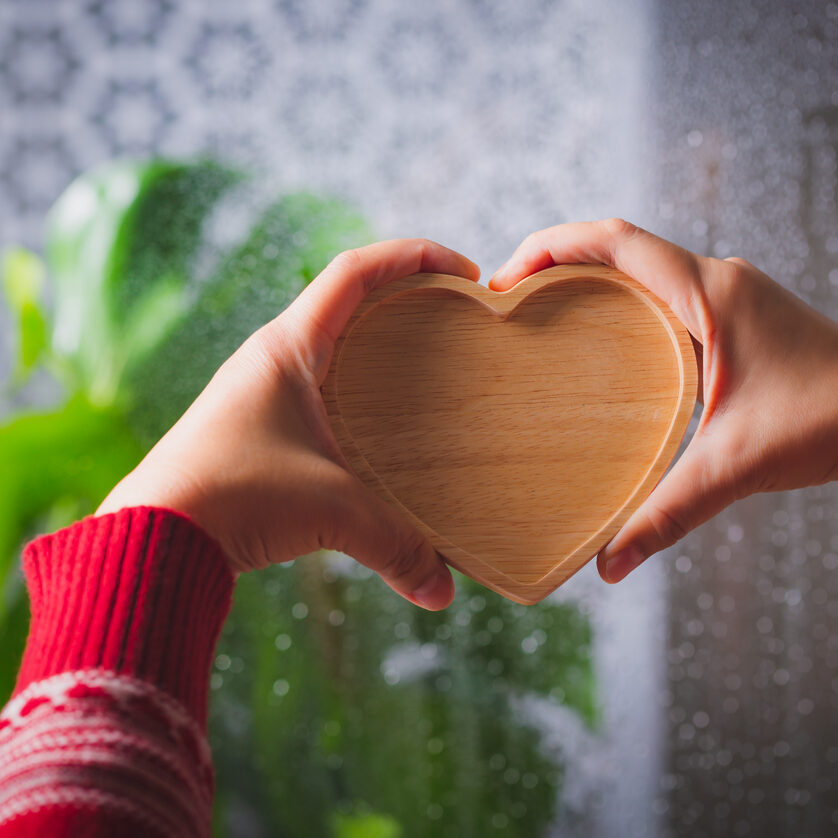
45 159 240 403
18 304 48 374
0 395 142 562
1 248 49 383
332 811 402 838
124 193 371 445
0 587 29 711
119 276 189 374
0 396 144 698
2 247 44 311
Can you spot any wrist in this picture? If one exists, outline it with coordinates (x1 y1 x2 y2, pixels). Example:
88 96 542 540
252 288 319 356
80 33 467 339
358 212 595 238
17 507 235 723
97 464 239 573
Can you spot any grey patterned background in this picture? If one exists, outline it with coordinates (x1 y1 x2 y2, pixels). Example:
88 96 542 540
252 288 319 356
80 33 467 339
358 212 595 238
2 1 838 836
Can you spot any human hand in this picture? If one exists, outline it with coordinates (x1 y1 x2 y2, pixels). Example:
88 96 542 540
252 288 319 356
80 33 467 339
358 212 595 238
98 239 480 610
490 219 838 583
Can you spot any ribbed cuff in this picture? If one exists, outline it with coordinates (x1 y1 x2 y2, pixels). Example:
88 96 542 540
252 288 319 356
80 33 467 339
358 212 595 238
13 507 235 728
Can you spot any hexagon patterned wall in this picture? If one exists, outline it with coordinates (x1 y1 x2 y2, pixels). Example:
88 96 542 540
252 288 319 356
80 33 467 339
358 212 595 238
3 1 838 837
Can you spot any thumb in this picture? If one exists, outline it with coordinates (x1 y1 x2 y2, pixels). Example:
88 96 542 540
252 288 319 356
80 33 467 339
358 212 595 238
597 435 740 583
330 478 455 610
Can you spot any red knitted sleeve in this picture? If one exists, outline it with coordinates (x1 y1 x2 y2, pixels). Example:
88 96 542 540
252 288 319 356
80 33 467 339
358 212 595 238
0 507 235 837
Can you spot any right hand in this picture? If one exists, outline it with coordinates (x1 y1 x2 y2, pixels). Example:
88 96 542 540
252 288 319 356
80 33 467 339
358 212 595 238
490 218 838 584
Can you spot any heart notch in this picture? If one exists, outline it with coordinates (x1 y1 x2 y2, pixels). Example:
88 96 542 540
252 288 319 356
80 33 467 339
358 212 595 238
322 265 697 604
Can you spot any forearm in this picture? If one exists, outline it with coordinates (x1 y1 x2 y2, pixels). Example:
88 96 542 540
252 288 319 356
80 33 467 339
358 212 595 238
0 507 234 837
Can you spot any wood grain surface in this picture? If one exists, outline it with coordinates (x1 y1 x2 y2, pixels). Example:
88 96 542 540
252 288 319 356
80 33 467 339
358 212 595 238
322 265 697 604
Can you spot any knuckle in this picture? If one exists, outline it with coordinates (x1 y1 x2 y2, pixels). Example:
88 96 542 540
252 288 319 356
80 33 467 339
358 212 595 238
712 257 755 307
413 238 432 263
381 531 427 585
724 255 753 269
601 217 638 237
330 247 378 295
225 326 283 382
241 322 278 357
317 476 358 548
329 248 363 282
644 501 690 548
330 247 363 273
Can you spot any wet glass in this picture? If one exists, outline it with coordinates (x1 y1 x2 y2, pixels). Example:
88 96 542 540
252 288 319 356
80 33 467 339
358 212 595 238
1 1 836 836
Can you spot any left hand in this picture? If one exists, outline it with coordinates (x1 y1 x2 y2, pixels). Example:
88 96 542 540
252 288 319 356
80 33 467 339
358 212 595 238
489 219 838 584
98 239 480 610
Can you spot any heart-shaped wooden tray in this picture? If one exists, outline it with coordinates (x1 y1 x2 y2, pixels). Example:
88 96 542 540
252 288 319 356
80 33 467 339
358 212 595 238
322 265 697 604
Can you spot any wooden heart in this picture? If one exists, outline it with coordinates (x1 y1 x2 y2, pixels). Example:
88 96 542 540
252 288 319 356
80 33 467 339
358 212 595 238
322 265 697 604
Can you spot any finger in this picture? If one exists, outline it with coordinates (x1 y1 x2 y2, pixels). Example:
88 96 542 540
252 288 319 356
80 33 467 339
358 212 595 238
288 238 479 354
724 256 753 268
490 219 710 339
329 474 455 610
596 434 740 583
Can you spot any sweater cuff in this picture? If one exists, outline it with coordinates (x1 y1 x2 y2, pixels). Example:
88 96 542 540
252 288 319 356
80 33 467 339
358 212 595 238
13 506 235 728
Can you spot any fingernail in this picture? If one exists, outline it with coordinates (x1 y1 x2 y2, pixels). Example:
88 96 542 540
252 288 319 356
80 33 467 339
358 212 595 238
603 546 645 583
412 571 453 610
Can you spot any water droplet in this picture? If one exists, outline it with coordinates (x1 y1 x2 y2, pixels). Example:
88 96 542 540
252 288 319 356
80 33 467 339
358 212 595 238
427 803 443 820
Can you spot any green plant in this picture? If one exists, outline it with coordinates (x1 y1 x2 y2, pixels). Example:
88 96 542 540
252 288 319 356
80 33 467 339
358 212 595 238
212 559 597 838
0 159 369 695
1 159 599 837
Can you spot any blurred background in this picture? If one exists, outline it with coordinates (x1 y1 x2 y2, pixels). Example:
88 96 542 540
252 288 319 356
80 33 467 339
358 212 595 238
1 1 837 836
